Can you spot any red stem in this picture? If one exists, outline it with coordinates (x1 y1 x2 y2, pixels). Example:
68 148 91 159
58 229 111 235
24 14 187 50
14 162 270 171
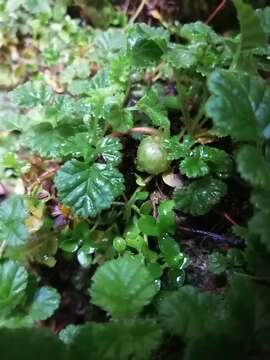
205 0 227 25
223 212 239 226
112 127 158 137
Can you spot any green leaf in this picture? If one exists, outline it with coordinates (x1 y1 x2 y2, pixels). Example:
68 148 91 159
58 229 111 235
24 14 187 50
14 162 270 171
9 81 54 108
233 0 267 51
257 7 270 36
28 287 60 321
225 275 270 341
159 286 220 340
59 324 81 345
71 320 162 360
0 260 28 315
26 122 77 159
164 135 194 160
191 146 232 178
0 196 28 247
236 146 270 189
95 136 122 165
138 215 158 237
55 160 124 218
94 29 127 64
180 156 209 178
24 0 51 14
106 106 133 132
0 328 67 360
163 44 198 70
180 21 221 44
159 235 185 269
137 89 169 129
109 55 131 88
208 252 227 274
174 177 227 216
206 70 270 141
249 208 270 252
127 23 169 66
7 234 58 268
157 200 175 235
90 255 157 318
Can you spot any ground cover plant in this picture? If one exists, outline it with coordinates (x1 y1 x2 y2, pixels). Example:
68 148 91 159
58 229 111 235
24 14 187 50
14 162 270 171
0 0 270 359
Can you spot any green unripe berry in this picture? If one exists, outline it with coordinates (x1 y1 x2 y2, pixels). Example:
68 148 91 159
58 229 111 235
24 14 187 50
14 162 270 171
113 236 126 252
137 135 170 175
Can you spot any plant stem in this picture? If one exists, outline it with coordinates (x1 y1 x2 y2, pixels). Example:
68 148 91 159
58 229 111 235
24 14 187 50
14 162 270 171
205 0 227 24
129 0 148 23
112 126 158 137
179 225 244 247
174 71 190 130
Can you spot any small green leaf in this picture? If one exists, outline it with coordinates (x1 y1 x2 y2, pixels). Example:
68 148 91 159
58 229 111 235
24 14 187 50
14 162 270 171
96 136 122 165
9 81 54 108
28 287 60 321
164 135 194 161
159 235 185 269
208 252 227 274
77 249 92 268
236 146 270 189
0 196 28 247
137 89 169 129
55 160 124 218
138 215 158 237
157 200 175 235
0 260 28 315
180 21 221 44
127 24 169 66
107 105 133 132
163 44 198 70
233 0 267 51
180 157 209 178
174 177 227 216
90 255 157 318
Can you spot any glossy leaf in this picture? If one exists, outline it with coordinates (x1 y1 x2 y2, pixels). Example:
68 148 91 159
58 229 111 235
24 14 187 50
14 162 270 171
180 21 221 44
180 156 209 178
9 81 54 108
0 196 28 247
164 135 194 161
28 286 60 321
138 215 158 237
127 23 169 66
55 160 124 218
157 200 175 235
174 177 227 216
159 235 185 269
